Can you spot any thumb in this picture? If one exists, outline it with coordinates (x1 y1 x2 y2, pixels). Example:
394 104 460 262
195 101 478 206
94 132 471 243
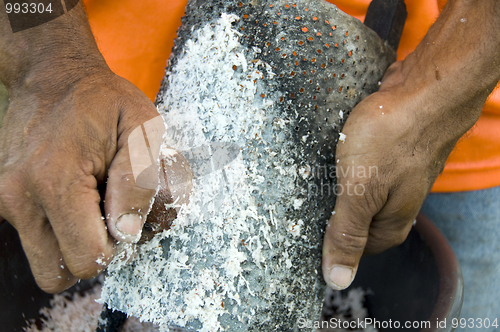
322 192 373 290
105 115 165 243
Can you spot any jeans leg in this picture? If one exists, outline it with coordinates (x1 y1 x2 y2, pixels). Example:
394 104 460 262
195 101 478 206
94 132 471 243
421 186 500 331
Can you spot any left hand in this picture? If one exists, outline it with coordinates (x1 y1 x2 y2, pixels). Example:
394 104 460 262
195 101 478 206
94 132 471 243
322 0 500 290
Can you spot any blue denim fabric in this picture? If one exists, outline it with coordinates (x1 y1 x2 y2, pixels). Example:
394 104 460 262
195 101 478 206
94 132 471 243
421 186 500 331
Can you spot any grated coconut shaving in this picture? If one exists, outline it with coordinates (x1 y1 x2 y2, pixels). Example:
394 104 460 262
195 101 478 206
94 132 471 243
100 13 304 332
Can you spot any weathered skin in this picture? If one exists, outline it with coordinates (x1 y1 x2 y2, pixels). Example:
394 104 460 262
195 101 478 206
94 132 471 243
0 83 7 127
101 1 395 331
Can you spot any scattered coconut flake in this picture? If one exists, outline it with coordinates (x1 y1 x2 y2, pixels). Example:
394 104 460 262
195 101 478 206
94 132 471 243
24 285 103 332
293 198 305 209
320 287 378 332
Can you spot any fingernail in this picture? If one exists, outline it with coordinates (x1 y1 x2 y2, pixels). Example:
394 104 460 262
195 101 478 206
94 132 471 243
328 265 355 290
116 213 144 243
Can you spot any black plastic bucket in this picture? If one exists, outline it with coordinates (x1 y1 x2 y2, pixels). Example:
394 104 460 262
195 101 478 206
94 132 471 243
344 213 463 332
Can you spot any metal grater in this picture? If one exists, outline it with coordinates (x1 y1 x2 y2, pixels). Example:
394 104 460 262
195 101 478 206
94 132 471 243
100 1 397 331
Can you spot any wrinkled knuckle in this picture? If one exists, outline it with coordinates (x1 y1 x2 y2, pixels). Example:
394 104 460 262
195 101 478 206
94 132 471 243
108 166 155 201
79 138 105 162
35 275 73 294
38 283 64 294
67 257 101 280
330 227 367 256
32 168 59 197
366 229 407 254
66 248 108 279
108 166 134 184
366 179 389 208
364 237 391 255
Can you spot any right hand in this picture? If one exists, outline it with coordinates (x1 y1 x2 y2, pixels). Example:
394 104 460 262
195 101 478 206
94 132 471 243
0 67 163 293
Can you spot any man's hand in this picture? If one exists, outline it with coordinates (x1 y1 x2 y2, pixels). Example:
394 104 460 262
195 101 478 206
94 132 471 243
322 62 449 289
322 0 500 290
0 2 163 293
